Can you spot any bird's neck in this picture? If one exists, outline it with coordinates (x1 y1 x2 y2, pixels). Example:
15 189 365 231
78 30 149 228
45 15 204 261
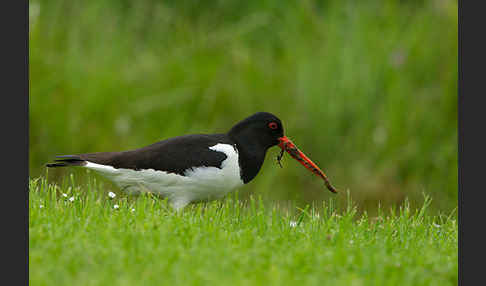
228 132 269 184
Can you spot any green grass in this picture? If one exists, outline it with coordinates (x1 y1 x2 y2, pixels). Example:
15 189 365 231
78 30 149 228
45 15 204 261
29 176 458 286
29 0 458 214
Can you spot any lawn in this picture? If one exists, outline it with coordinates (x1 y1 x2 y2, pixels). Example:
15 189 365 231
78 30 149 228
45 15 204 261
29 176 457 286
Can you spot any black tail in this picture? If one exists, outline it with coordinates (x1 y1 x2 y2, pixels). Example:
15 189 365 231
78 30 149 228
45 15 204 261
46 155 87 168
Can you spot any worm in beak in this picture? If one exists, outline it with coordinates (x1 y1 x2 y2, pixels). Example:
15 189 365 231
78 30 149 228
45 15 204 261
277 136 337 194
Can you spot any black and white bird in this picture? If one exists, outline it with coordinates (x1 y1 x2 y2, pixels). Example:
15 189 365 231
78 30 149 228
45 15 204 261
47 112 336 210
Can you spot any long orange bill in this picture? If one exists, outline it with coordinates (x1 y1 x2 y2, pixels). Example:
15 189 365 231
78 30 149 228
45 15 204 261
278 136 337 194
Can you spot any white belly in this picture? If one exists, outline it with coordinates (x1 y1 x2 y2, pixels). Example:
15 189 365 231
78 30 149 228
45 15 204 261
83 144 244 210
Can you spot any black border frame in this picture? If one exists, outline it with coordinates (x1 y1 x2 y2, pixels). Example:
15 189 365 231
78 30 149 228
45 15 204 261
458 1 484 285
16 0 471 285
4 0 29 285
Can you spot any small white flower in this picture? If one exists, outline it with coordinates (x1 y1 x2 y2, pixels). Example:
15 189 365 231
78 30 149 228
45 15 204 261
69 196 75 202
39 204 44 209
131 208 135 212
108 192 116 199
289 221 297 227
113 204 120 210
62 193 68 198
349 240 354 245
432 223 441 228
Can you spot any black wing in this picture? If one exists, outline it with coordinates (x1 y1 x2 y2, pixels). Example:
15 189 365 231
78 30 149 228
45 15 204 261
48 134 236 176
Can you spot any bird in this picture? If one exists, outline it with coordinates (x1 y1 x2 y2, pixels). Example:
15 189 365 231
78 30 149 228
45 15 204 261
46 112 337 210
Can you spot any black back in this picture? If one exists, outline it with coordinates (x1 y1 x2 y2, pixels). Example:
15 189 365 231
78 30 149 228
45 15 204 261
77 134 235 176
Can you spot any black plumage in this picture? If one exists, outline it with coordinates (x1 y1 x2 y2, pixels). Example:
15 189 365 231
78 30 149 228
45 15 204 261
47 112 285 184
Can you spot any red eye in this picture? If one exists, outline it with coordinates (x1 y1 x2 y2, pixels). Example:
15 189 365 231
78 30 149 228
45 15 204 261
268 122 278 130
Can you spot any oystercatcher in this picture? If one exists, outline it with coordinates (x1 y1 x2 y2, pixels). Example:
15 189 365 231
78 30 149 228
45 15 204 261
47 112 336 209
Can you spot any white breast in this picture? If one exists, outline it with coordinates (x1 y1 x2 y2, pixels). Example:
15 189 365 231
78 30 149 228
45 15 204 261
83 143 244 210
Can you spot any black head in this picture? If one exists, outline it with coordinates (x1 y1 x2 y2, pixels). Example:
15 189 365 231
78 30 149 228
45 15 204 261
225 112 337 192
228 112 284 149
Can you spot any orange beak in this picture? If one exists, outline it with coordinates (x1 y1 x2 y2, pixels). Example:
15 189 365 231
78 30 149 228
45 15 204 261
278 136 337 194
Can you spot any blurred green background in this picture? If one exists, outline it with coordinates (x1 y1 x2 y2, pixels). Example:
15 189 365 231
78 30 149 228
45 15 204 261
29 0 457 214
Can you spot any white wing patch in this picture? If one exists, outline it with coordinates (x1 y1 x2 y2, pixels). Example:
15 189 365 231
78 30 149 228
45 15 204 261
83 143 243 210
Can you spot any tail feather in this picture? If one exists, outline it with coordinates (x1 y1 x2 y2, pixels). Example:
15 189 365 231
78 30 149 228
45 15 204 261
46 155 87 168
